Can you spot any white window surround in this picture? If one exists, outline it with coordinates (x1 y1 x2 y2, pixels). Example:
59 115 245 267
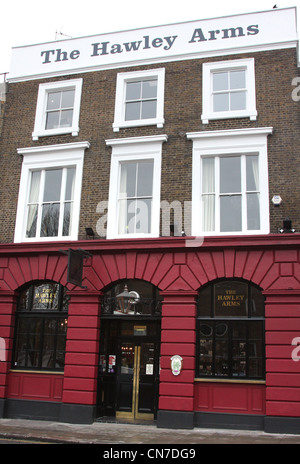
32 78 83 140
113 68 165 132
201 58 257 124
14 141 90 243
106 135 167 239
187 127 273 236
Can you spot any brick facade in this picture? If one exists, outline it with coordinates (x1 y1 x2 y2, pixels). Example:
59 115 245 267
0 8 300 433
0 48 299 242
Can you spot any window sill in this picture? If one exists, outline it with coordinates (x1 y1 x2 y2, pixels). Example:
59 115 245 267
194 378 265 384
32 127 79 141
112 118 164 132
201 111 257 124
10 369 64 375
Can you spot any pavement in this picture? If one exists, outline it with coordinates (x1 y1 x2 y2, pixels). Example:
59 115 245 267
0 418 300 445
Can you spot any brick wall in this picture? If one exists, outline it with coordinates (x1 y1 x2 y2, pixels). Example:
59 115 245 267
0 48 299 243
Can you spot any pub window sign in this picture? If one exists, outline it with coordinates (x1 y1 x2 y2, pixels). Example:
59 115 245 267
214 281 248 317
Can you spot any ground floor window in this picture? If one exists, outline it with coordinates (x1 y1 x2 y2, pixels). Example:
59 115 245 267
12 281 69 371
197 280 265 379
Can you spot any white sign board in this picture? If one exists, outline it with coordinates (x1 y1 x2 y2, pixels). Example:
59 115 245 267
8 8 298 82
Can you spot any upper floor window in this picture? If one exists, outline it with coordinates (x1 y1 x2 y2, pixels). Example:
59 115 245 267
32 79 83 140
201 59 257 124
187 127 272 236
14 141 89 243
113 68 165 132
106 135 167 239
26 167 75 239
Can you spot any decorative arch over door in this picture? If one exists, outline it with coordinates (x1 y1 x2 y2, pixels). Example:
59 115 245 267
98 279 161 420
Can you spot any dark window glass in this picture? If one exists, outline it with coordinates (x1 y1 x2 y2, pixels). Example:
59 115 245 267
197 280 265 379
12 282 69 371
101 280 162 317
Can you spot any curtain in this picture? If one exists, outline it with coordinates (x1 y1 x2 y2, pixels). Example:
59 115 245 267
202 158 215 231
26 170 41 237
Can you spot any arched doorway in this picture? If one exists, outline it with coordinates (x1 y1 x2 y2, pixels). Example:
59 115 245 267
97 280 162 421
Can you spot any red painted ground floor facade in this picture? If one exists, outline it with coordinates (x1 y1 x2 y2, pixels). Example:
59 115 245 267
0 234 300 433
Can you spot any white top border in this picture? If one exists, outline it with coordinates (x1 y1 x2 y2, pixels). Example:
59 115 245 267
8 7 298 82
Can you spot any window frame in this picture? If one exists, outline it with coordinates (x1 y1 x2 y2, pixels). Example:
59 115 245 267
32 78 83 140
112 68 165 132
196 280 265 380
14 141 89 243
187 128 272 237
106 135 167 239
201 58 257 124
12 281 69 372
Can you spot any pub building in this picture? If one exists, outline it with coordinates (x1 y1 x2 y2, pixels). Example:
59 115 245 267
0 7 300 434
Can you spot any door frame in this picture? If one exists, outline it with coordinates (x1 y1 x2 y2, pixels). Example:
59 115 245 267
97 318 161 421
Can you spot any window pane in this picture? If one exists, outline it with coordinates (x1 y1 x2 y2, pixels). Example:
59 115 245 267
230 70 245 89
246 155 259 191
125 101 140 121
202 158 215 232
230 91 246 110
29 171 41 203
214 281 248 317
230 70 246 89
26 205 38 238
198 286 211 317
118 199 134 234
46 111 60 129
43 169 62 202
137 161 153 197
13 319 28 367
199 323 213 376
202 195 215 232
65 167 75 201
247 193 260 230
232 323 246 377
126 81 141 100
213 92 229 112
202 158 215 193
47 92 61 110
61 89 75 108
136 198 152 233
32 283 60 311
63 202 72 236
60 109 73 127
42 319 56 368
141 100 157 119
40 203 60 237
220 157 241 193
213 72 228 91
220 195 242 232
215 324 229 376
27 318 42 368
142 79 157 98
120 163 136 198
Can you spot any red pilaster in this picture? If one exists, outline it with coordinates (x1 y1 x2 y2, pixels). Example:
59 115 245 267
62 290 101 406
159 290 197 412
265 290 300 417
0 291 17 401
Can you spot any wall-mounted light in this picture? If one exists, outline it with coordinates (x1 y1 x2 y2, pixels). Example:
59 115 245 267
279 218 295 233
